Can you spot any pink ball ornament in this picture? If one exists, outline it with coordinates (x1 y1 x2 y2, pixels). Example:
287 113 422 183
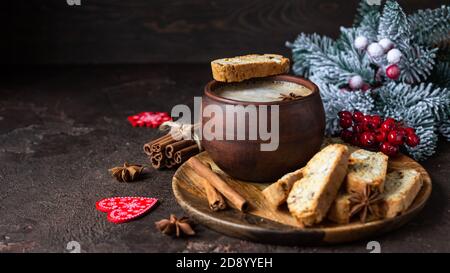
349 75 364 90
386 64 401 80
387 48 402 64
367 43 384 58
354 36 369 50
378 38 394 52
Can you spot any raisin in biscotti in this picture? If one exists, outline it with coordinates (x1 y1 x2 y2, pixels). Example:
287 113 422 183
262 168 303 207
381 169 423 218
211 54 290 82
346 149 388 194
287 144 350 227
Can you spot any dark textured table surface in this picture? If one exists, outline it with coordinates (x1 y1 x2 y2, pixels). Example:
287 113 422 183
0 65 449 253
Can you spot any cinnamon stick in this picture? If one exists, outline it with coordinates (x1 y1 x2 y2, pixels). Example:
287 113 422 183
187 157 248 211
145 132 200 170
198 165 227 211
151 157 163 169
151 136 178 153
150 152 164 169
165 158 178 168
174 144 199 164
165 140 196 158
152 152 163 161
143 134 172 156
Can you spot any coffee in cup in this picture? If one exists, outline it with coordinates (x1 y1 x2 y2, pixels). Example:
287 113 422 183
213 79 312 102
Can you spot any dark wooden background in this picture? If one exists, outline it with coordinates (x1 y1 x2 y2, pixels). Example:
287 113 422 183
4 0 448 64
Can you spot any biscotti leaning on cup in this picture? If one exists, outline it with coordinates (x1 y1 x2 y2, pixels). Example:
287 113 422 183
211 54 290 82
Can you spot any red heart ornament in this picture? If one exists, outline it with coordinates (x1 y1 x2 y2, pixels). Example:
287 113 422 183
127 112 172 128
95 197 158 224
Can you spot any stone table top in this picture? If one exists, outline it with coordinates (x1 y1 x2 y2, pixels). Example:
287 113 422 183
0 65 448 252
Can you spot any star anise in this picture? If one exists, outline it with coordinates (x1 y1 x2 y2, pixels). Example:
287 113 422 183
155 214 195 237
349 184 383 223
109 163 144 182
279 92 303 101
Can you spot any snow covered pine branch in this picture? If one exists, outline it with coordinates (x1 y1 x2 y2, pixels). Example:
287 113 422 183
287 0 450 160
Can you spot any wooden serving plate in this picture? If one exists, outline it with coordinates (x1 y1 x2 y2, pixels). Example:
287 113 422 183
172 151 432 245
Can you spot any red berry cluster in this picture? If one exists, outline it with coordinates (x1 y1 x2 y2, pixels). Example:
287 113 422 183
338 110 420 156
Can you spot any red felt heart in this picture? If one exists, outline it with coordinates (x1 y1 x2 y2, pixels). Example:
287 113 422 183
96 197 158 224
127 112 172 128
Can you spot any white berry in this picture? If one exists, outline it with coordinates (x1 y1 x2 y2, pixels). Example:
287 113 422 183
367 43 384 58
387 48 402 64
349 75 364 90
378 38 394 52
354 36 369 50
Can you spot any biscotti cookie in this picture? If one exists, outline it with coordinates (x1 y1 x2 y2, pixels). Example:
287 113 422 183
211 54 290 82
262 168 303 207
346 149 388 193
381 169 423 218
287 144 350 227
327 192 352 224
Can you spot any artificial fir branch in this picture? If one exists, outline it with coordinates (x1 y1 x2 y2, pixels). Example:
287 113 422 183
377 1 411 48
287 0 450 160
376 1 436 84
289 32 374 86
356 5 380 43
408 5 450 47
354 0 381 27
287 33 337 77
399 46 437 84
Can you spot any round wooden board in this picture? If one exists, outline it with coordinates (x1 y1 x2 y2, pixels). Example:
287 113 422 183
172 151 432 245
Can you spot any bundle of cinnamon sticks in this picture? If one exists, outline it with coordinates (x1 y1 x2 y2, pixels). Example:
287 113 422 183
143 133 200 169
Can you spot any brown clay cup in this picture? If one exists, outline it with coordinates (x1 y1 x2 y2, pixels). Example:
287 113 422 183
201 75 325 182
